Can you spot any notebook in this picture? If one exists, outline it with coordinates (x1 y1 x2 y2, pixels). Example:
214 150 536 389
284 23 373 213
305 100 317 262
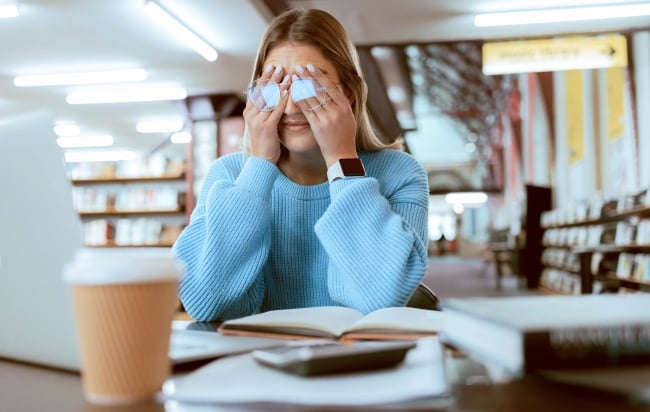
0 111 284 371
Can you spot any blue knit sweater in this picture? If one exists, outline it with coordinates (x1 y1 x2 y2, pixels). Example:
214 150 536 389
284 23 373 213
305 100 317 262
173 149 430 321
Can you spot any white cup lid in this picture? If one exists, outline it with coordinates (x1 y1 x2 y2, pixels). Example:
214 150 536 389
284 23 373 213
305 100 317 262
63 247 185 285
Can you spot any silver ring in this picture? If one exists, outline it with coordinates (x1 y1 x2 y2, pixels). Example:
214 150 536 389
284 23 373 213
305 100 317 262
309 98 331 111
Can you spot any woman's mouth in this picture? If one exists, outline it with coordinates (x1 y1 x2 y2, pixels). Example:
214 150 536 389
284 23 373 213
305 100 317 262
282 120 310 132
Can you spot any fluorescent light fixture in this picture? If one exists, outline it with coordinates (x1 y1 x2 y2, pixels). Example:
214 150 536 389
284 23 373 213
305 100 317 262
0 2 18 18
144 0 218 62
57 135 114 148
67 86 187 104
136 119 184 133
64 150 137 163
475 3 650 27
14 69 147 87
53 123 81 137
445 192 488 205
170 131 192 144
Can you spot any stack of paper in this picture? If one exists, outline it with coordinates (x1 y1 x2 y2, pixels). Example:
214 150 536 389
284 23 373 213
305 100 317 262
162 337 450 406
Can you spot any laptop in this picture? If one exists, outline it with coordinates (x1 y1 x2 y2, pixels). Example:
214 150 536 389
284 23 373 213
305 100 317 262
0 110 82 371
0 111 284 372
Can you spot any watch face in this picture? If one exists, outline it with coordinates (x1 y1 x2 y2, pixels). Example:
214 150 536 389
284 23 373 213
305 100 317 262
340 158 366 176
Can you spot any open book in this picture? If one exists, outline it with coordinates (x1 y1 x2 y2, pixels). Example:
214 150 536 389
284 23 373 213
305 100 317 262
218 306 444 341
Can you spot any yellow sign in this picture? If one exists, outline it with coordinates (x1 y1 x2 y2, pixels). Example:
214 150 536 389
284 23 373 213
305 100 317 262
483 34 627 75
566 71 585 165
607 67 625 140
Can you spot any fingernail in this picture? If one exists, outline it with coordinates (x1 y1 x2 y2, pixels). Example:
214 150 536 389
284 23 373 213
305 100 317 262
306 64 316 73
295 64 304 74
274 65 283 74
282 75 290 83
264 64 273 73
292 74 299 81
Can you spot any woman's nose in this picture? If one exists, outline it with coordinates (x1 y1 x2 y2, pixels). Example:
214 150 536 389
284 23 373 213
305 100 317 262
284 95 302 115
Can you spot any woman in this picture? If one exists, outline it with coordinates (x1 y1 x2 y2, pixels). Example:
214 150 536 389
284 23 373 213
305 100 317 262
173 8 430 321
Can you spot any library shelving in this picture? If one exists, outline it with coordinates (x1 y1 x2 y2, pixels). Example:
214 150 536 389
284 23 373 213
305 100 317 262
69 159 189 248
539 188 650 295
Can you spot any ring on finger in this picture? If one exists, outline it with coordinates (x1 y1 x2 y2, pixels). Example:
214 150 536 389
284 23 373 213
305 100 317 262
309 98 331 111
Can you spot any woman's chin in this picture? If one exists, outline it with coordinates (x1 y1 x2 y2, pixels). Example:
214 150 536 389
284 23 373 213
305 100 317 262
279 133 319 153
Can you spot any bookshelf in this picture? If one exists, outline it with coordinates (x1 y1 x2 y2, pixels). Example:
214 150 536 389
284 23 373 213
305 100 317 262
539 188 650 294
488 185 552 291
69 159 190 248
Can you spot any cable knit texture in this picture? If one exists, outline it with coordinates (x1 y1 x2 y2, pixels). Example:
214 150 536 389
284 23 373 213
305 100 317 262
173 149 429 321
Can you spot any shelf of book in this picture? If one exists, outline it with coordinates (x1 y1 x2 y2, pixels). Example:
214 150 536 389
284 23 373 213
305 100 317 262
539 189 650 295
536 284 565 295
68 159 190 248
70 173 186 185
541 205 650 229
86 240 176 248
78 208 185 218
593 273 650 292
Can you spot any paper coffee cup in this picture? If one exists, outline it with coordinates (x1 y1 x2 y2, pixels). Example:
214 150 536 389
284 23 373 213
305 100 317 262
64 247 184 405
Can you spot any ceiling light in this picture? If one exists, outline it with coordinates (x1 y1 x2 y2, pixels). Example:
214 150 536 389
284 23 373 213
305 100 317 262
0 2 18 18
387 86 406 103
53 123 81 137
474 3 650 27
14 69 147 87
144 0 218 62
64 150 137 163
170 131 192 144
67 86 187 104
445 192 488 205
56 135 114 148
464 142 476 153
136 119 184 133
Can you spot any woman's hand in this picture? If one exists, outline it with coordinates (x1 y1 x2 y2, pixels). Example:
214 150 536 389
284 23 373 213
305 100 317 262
294 64 358 167
243 64 289 164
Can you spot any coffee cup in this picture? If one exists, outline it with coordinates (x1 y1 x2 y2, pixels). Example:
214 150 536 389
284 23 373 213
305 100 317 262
64 247 184 405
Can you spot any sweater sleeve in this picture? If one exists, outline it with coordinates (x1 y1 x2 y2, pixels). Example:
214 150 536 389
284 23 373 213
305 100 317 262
314 153 429 314
173 155 279 321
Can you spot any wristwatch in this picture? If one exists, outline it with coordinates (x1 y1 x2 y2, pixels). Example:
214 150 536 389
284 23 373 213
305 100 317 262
327 158 366 183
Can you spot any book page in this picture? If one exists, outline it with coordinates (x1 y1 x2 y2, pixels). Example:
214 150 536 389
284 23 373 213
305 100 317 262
219 306 364 338
344 307 444 335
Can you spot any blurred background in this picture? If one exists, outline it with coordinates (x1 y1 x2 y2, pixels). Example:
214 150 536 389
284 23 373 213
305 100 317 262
1 0 649 294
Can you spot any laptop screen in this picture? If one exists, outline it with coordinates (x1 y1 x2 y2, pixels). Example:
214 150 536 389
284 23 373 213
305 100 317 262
0 110 83 370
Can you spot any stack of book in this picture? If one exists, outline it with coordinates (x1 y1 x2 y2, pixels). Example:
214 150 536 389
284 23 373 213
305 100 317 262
439 294 650 376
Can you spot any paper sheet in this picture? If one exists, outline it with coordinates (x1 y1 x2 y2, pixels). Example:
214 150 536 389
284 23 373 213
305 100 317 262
162 337 449 406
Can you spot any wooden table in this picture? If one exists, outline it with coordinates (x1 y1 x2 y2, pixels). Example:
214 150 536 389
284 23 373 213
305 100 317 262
2 348 648 412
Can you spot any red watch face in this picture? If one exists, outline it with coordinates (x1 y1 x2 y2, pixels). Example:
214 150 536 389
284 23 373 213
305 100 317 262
340 158 366 176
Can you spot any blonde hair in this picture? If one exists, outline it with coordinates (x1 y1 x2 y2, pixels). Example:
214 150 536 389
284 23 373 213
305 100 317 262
248 8 400 152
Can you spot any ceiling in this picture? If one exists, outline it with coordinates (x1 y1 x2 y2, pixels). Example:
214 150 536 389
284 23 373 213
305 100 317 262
1 0 648 167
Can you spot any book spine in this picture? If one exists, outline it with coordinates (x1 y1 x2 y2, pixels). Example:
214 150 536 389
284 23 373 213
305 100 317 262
524 324 650 370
